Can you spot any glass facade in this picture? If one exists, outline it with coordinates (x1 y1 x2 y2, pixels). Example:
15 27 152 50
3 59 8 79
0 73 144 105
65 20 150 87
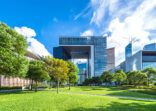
142 51 156 69
143 62 156 69
124 43 156 72
93 38 107 76
77 63 87 84
125 43 132 59
57 36 107 77
143 43 156 51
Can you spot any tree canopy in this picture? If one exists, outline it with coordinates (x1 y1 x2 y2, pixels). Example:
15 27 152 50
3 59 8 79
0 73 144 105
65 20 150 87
27 60 50 91
51 58 69 93
127 71 147 86
143 67 156 86
43 56 53 81
113 70 127 85
0 22 28 77
27 60 50 82
67 61 78 90
100 71 113 84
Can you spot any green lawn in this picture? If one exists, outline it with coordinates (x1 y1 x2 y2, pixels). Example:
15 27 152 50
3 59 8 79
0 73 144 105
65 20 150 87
59 86 156 99
0 87 156 111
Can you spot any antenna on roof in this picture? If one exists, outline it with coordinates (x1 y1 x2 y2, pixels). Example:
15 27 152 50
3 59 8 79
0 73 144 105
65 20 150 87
129 37 139 44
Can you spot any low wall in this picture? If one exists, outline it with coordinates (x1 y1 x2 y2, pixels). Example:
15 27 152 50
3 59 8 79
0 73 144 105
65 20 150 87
0 75 30 87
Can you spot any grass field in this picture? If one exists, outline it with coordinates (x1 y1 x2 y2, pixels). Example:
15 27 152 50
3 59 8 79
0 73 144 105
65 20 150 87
60 86 156 99
0 86 156 111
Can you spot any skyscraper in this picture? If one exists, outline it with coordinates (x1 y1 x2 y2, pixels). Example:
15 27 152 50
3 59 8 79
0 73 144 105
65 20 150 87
125 43 132 59
107 47 115 71
53 36 107 83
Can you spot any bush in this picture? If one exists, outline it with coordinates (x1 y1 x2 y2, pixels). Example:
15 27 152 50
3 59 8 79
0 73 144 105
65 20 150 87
82 78 92 86
82 77 102 86
0 86 22 90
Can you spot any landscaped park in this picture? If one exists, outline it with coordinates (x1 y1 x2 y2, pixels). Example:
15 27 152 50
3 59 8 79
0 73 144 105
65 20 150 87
1 14 156 111
1 86 156 111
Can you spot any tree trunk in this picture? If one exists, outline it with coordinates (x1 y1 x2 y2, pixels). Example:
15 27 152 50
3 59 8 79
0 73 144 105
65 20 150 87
69 83 71 90
0 75 1 90
57 80 59 94
147 78 150 87
35 81 37 92
50 81 53 88
30 79 33 90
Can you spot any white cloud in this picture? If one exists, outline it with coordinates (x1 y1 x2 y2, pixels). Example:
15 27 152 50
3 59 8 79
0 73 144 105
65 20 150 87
74 4 91 20
27 38 51 56
106 0 156 65
14 26 36 38
90 0 119 26
80 29 94 36
14 26 51 56
78 0 156 65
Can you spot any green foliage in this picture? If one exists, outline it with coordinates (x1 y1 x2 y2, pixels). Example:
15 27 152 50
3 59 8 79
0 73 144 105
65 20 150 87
113 70 127 85
27 60 50 91
27 60 50 82
100 71 113 84
83 78 92 86
68 61 78 85
44 57 76 92
0 86 22 90
51 58 69 82
43 56 53 80
143 67 156 86
127 71 147 86
83 77 101 86
0 22 28 77
91 77 102 85
51 58 69 93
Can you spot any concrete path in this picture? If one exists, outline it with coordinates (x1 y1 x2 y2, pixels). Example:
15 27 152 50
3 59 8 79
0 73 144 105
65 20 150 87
61 91 156 102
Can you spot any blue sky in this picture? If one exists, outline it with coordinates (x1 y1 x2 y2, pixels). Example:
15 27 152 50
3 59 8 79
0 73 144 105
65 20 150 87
1 0 156 65
0 0 90 54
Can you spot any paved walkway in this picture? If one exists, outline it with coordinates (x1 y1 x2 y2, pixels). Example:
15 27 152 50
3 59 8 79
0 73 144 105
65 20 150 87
61 91 156 102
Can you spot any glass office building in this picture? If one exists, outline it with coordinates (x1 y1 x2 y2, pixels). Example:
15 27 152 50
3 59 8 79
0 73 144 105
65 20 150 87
125 43 132 59
53 36 107 82
143 43 156 51
107 47 115 71
142 43 156 69
124 43 156 72
77 63 87 84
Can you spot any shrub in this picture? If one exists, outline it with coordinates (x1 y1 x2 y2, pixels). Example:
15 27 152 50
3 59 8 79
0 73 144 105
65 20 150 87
0 86 22 90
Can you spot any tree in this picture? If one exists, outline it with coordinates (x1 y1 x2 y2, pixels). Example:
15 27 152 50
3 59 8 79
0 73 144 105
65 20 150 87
43 56 54 87
113 70 127 85
51 58 69 93
27 60 50 91
67 61 78 90
91 77 102 86
143 67 156 86
127 71 147 86
100 71 113 86
0 22 28 87
83 77 101 86
83 78 92 86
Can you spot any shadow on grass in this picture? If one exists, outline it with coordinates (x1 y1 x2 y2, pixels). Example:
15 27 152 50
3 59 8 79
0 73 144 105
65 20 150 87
105 86 131 91
106 90 156 100
77 86 111 91
0 90 49 95
131 89 156 96
67 101 156 111
75 86 156 99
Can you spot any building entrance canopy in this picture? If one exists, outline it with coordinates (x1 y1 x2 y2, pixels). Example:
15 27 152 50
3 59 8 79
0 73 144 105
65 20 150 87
62 46 90 59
